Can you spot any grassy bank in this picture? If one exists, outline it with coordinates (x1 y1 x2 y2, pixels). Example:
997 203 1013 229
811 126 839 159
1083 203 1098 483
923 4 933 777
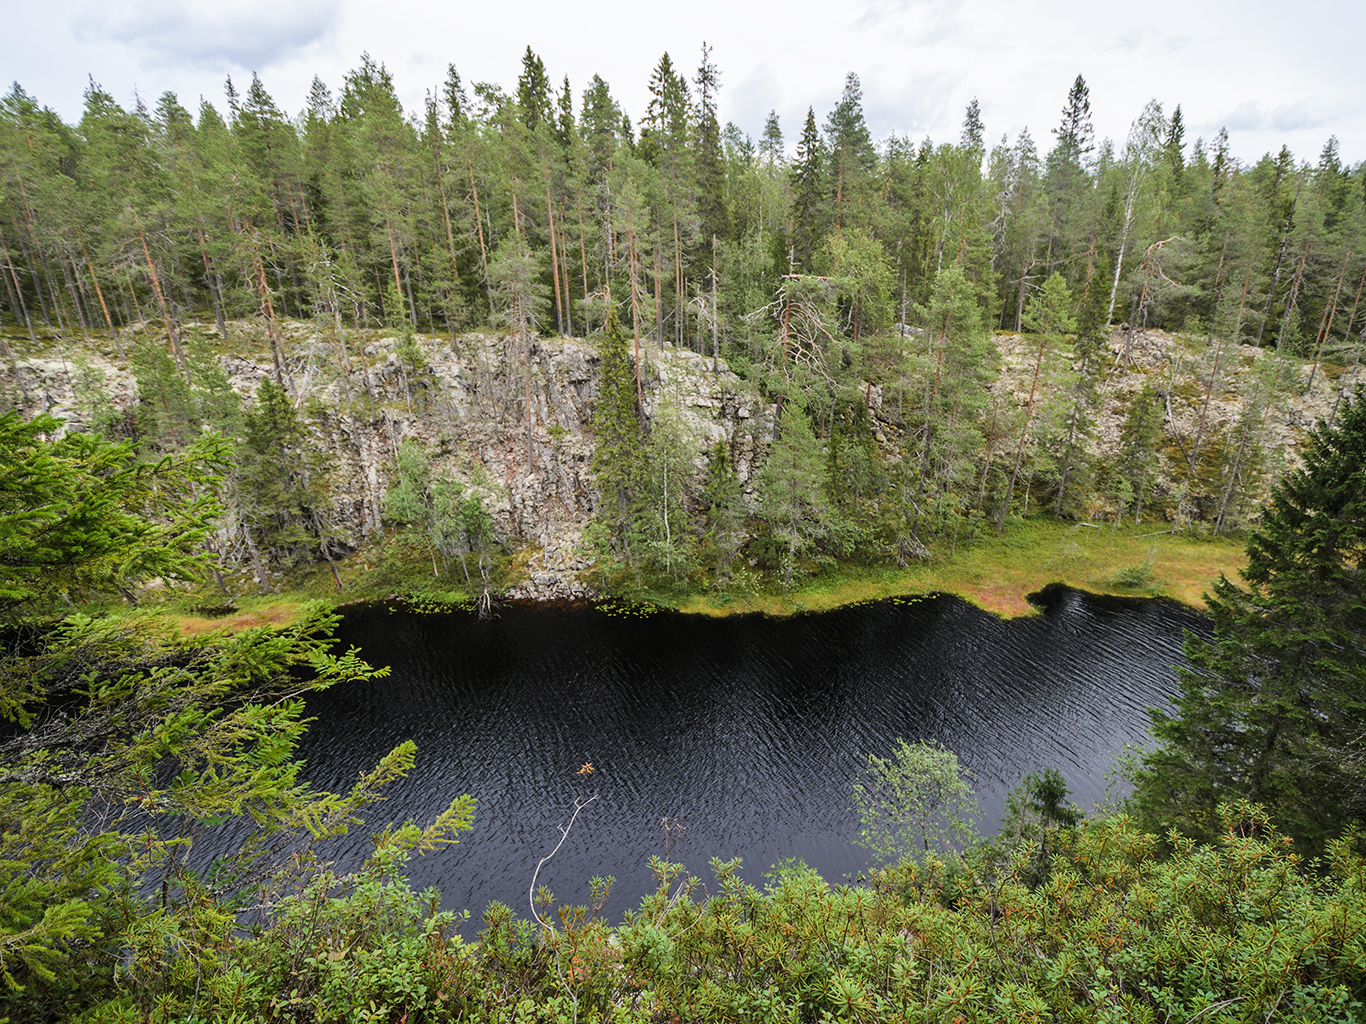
675 519 1247 618
121 518 1246 635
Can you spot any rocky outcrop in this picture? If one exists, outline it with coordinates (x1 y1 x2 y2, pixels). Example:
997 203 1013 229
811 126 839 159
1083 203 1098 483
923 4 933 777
1 323 775 601
3 320 1358 600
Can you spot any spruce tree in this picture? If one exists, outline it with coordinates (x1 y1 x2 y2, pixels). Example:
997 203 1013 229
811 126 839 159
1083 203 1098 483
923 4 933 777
761 401 832 586
1134 388 1366 852
590 310 643 559
693 43 730 245
517 47 553 133
238 379 339 578
789 108 827 271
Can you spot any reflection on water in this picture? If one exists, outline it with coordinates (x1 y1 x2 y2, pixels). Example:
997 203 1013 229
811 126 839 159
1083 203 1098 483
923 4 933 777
277 587 1204 926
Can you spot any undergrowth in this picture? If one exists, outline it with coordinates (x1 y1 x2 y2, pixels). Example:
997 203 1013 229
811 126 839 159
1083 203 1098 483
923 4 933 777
72 803 1366 1023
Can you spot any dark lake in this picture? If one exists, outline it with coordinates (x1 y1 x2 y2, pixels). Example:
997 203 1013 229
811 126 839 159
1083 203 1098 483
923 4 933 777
286 586 1206 929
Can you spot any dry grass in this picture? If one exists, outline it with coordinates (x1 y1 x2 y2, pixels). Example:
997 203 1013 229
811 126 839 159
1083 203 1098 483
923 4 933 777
174 603 305 636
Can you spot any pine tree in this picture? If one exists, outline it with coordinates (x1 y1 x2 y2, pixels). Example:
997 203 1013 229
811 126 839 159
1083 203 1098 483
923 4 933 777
443 63 470 132
1165 104 1186 186
759 110 783 167
1111 383 1164 524
1042 74 1095 281
639 53 688 168
998 271 1076 530
960 98 985 158
1134 388 1366 853
824 72 875 231
554 75 575 150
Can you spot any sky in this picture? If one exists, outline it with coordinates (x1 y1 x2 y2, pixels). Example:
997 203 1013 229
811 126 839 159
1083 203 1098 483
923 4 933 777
4 0 1361 168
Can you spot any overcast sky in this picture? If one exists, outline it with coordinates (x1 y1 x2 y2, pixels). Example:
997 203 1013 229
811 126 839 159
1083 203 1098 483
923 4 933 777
4 0 1361 168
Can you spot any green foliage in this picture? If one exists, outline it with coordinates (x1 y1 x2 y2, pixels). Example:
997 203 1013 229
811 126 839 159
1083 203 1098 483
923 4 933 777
385 437 496 584
0 412 227 616
1112 551 1156 588
0 600 415 1021
904 265 999 538
0 423 477 1023
1134 388 1366 854
853 738 981 864
635 398 697 582
130 337 242 452
1111 383 1165 523
699 440 745 572
989 769 1083 887
760 402 835 586
238 378 341 572
590 310 643 561
105 802 1364 1024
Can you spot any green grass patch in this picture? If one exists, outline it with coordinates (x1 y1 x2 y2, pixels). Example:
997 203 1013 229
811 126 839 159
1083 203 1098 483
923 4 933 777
675 518 1247 619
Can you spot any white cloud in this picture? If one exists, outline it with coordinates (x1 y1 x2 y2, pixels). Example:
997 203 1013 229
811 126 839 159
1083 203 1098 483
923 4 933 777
1217 99 1326 135
74 0 341 72
855 0 961 44
1267 100 1324 134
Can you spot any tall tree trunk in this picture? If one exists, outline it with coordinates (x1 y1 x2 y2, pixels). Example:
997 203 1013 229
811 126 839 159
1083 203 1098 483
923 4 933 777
543 165 564 335
653 243 664 348
78 232 121 356
136 217 187 379
627 228 644 407
711 234 720 371
195 227 228 342
1306 256 1351 392
249 230 286 389
467 160 492 309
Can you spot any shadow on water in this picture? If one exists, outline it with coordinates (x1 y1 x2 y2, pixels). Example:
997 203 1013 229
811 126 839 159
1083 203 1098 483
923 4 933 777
220 587 1206 930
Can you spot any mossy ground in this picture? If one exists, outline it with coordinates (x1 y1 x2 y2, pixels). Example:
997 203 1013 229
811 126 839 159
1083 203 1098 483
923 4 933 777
675 518 1247 618
96 518 1244 634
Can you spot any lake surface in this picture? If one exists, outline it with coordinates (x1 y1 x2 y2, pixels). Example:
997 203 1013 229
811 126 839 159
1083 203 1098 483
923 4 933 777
289 586 1206 927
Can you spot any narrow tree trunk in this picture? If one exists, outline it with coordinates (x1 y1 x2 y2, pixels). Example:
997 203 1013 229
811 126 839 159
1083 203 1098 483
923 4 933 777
194 227 228 342
77 233 120 354
249 231 286 389
543 165 564 335
558 223 574 337
627 228 644 407
711 234 720 371
0 227 36 345
59 255 90 338
467 160 492 309
242 523 271 595
136 218 187 378
1306 256 1350 392
575 199 590 306
673 213 683 348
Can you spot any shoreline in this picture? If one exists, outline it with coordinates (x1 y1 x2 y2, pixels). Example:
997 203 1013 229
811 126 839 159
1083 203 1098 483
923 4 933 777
160 519 1246 633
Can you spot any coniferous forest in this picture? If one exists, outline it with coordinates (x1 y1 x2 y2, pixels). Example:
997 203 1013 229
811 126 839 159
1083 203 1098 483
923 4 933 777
1 52 1364 595
2 49 1366 1024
